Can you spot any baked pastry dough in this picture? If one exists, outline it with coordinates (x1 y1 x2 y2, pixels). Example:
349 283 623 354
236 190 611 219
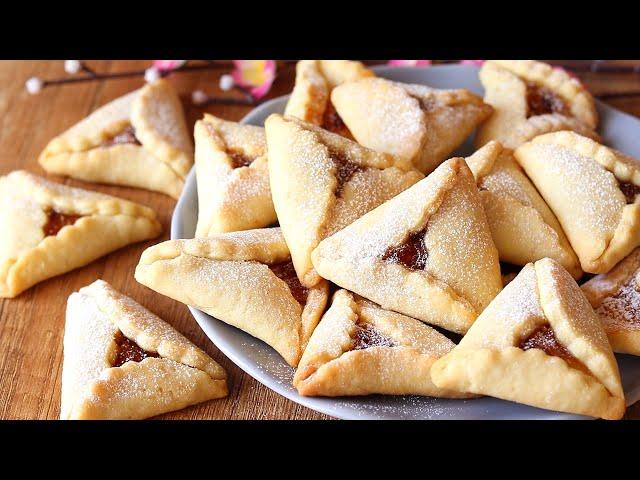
515 131 640 273
466 141 581 278
312 157 502 334
135 228 329 366
38 79 193 199
0 170 161 298
194 114 276 236
265 114 423 288
61 279 227 419
582 248 640 355
431 258 625 419
331 77 493 174
294 289 472 398
476 60 599 149
284 60 374 138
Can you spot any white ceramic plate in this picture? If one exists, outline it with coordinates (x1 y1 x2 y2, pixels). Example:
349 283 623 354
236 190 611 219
172 65 640 419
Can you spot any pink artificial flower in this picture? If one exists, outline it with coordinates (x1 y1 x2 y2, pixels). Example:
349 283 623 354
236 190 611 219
231 60 277 99
459 60 485 66
388 60 432 67
153 60 187 72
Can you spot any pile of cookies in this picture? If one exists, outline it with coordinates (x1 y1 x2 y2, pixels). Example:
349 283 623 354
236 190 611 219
3 60 639 420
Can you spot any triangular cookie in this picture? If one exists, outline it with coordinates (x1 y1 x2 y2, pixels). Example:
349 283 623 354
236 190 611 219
515 131 640 273
194 114 276 236
476 60 599 149
265 114 423 288
582 248 640 355
294 289 472 398
331 77 493 174
311 157 502 334
135 228 329 366
39 79 193 199
284 60 374 138
0 171 161 298
466 141 582 278
61 280 227 419
431 258 625 420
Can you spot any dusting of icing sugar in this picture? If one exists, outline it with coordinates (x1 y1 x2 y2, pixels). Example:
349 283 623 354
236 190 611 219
333 172 447 263
78 280 225 383
322 166 420 238
95 284 195 350
204 160 273 226
597 276 640 330
272 119 420 285
188 257 303 338
0 175 48 259
312 165 470 319
280 130 334 228
345 79 425 161
208 227 283 246
540 260 612 354
424 177 500 312
297 292 356 369
398 81 456 99
140 85 191 155
61 291 118 417
336 395 474 419
463 265 545 350
206 118 266 154
389 322 455 358
187 228 285 260
88 358 208 409
245 342 296 386
11 170 114 203
521 144 623 242
480 160 536 208
352 323 396 350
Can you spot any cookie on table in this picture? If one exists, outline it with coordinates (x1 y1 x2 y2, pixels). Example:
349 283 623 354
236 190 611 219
0 170 161 298
39 79 192 199
61 279 227 420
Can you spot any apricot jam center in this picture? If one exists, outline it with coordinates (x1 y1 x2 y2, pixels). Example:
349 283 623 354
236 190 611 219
352 323 395 350
381 228 428 270
43 210 81 236
112 331 159 367
269 261 309 306
526 82 570 117
519 325 588 373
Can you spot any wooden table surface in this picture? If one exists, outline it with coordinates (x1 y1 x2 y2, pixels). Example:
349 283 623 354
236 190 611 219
1 60 639 420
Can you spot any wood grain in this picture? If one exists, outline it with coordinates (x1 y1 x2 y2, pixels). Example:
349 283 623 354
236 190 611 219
0 60 638 420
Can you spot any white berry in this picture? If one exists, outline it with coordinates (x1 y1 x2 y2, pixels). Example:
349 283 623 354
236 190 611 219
191 89 208 105
25 77 43 94
144 67 161 84
219 74 234 91
64 60 81 74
